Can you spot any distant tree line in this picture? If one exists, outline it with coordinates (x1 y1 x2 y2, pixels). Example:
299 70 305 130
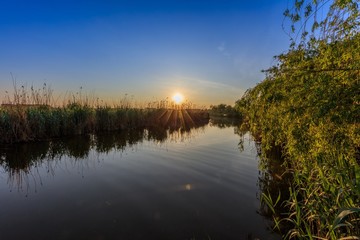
209 103 242 118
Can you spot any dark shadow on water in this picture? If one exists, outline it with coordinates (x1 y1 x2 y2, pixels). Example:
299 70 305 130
255 145 293 235
0 119 208 192
231 120 291 236
209 116 242 129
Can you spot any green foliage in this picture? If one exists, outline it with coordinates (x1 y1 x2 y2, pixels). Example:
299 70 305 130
283 0 360 48
236 1 360 238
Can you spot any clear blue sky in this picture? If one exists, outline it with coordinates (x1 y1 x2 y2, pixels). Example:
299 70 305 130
0 0 290 107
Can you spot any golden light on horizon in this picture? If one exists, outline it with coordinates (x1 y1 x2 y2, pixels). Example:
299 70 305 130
172 93 184 105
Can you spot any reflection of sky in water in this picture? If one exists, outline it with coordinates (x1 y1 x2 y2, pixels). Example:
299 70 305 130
0 125 279 240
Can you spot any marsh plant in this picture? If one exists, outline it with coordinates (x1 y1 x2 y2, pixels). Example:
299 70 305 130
0 82 208 144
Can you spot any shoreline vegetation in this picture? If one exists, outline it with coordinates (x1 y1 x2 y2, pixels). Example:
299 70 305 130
235 1 360 238
209 103 242 118
0 83 209 144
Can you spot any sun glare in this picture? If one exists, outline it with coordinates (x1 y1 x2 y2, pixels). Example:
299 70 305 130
172 93 184 105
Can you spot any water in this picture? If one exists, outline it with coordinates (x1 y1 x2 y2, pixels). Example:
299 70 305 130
0 124 279 240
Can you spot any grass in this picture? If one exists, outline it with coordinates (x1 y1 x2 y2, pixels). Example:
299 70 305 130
250 124 360 239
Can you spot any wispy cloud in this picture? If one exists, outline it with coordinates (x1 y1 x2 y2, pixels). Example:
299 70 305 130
192 78 240 91
217 42 231 57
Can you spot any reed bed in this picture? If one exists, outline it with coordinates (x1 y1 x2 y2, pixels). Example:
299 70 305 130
0 83 209 144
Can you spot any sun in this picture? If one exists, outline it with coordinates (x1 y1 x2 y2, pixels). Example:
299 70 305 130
172 93 184 105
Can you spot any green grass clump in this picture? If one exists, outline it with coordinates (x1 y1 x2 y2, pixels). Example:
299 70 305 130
0 105 148 143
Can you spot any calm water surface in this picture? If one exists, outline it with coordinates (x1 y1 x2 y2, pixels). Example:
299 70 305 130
0 124 279 240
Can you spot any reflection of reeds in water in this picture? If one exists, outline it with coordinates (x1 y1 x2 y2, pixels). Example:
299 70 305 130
0 121 208 193
210 117 242 129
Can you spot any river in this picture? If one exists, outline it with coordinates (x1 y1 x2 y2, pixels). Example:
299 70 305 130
0 122 279 240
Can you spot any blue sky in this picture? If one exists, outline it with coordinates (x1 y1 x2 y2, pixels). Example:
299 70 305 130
0 0 290 106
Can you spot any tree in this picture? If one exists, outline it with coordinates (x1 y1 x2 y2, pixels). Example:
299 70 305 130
283 0 360 48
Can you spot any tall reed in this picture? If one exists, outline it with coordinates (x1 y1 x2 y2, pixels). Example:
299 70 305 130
0 83 209 144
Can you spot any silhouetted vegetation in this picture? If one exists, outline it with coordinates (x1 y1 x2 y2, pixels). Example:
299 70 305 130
209 103 241 118
0 84 209 144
